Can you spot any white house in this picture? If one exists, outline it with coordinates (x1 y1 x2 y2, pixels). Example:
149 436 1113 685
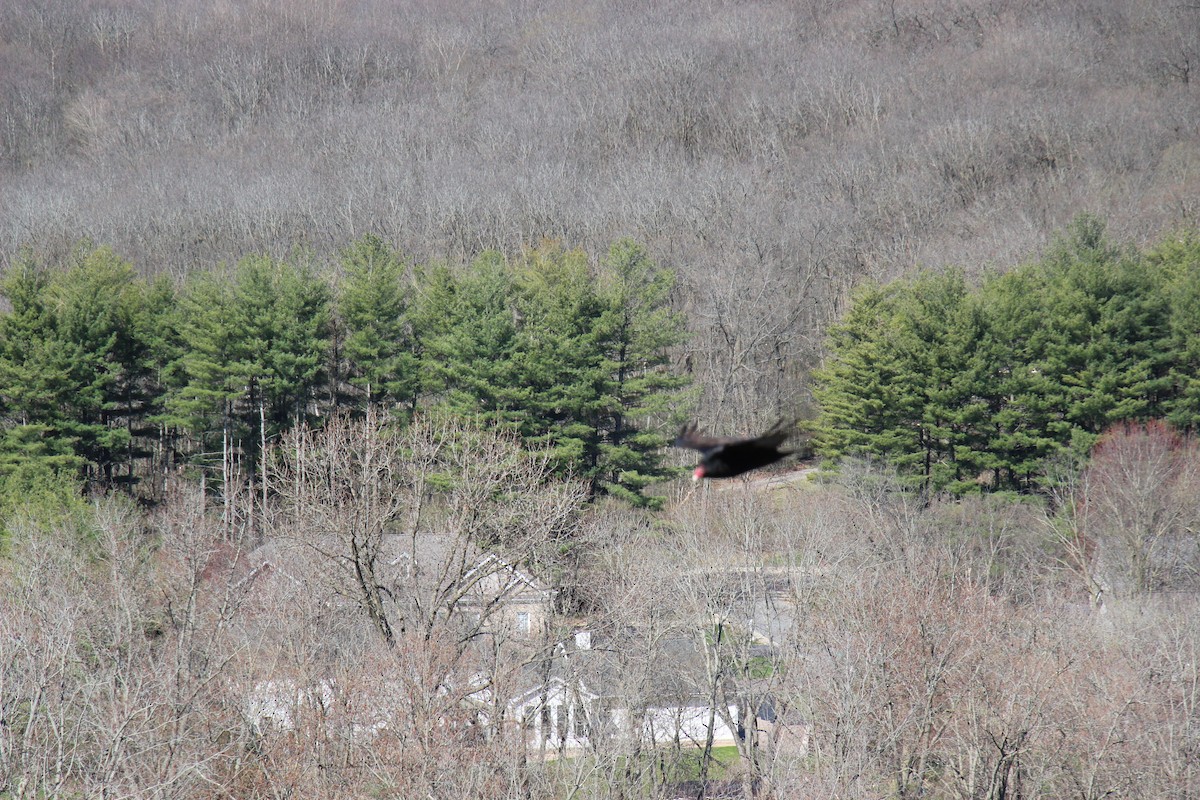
506 675 741 754
499 632 743 756
508 674 604 752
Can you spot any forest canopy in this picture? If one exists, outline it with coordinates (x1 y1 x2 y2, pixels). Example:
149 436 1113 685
4 216 1199 511
4 0 1199 427
814 217 1200 494
0 237 690 510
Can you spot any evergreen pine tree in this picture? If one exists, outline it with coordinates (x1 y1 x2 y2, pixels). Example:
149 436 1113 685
419 252 524 427
508 242 610 475
816 216 1180 494
814 271 984 494
813 282 925 473
417 241 691 506
892 269 988 493
0 252 83 483
1032 216 1171 448
1149 231 1200 430
50 245 173 485
338 234 419 412
0 246 154 486
167 254 331 475
166 266 244 446
258 253 333 428
593 239 691 506
0 250 58 426
974 268 1065 491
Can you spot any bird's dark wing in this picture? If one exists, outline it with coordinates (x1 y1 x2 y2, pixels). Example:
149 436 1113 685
673 420 794 453
675 419 799 479
673 423 740 453
743 419 795 451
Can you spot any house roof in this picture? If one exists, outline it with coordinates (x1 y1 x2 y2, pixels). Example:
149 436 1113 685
460 553 556 601
507 673 602 709
504 630 735 710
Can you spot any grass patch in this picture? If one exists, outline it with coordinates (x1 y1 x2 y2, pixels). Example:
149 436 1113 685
669 745 740 781
544 745 742 795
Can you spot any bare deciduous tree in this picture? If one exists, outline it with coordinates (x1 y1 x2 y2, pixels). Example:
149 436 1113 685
4 0 1198 418
0 488 252 799
270 411 587 649
1081 421 1200 595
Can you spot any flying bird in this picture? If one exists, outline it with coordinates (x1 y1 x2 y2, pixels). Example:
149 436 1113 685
674 420 797 480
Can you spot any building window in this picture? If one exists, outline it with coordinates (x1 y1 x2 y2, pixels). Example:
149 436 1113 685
516 611 530 634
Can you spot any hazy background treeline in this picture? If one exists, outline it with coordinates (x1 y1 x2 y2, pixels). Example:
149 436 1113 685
3 0 1199 423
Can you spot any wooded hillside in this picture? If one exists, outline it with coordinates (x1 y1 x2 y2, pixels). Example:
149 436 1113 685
3 0 1198 423
3 2 1200 798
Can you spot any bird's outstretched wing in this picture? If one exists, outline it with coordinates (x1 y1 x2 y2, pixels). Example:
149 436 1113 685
673 422 739 453
674 419 793 452
674 419 798 479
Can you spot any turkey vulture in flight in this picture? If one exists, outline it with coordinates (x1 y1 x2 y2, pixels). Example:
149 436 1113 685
674 420 796 480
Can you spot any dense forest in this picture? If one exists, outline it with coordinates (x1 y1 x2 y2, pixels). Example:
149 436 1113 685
3 0 1200 798
0 235 688 509
817 216 1200 494
4 0 1199 425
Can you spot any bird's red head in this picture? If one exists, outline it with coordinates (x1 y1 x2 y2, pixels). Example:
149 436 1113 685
692 466 705 481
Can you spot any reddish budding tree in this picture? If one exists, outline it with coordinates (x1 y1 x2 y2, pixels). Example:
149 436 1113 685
1082 420 1200 596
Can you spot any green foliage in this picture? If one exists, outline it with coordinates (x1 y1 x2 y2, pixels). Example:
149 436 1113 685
508 243 611 473
165 267 244 435
814 270 986 494
50 245 159 481
1036 216 1172 437
814 282 915 462
971 268 1066 489
815 216 1193 494
167 252 332 469
593 240 693 505
418 251 524 426
0 424 87 485
416 240 691 506
0 252 61 429
1152 230 1200 430
338 234 420 412
0 244 169 489
0 459 89 552
132 274 185 433
0 237 687 507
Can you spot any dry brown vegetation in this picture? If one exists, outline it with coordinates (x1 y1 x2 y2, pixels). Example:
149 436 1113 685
3 1 1200 797
3 417 1200 798
3 0 1198 422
